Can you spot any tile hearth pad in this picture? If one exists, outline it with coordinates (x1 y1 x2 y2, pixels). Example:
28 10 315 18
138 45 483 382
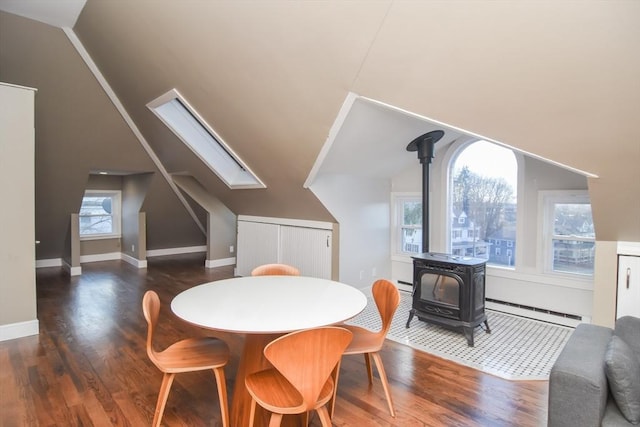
347 290 573 380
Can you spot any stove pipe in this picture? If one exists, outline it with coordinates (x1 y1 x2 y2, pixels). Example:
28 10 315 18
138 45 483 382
406 130 445 253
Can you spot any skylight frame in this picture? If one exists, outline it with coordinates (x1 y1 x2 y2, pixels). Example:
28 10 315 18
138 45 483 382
147 89 265 189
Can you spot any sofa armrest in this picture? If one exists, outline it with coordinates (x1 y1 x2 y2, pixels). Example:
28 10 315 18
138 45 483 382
548 323 613 427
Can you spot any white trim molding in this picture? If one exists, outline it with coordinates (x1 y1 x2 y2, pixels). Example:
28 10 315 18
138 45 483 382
121 253 147 268
205 257 236 269
36 258 62 268
0 319 39 342
146 245 207 258
618 241 640 256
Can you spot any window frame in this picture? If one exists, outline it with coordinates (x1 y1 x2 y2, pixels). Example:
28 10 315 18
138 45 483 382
391 192 423 257
539 190 594 278
448 140 518 268
79 190 122 241
147 88 265 190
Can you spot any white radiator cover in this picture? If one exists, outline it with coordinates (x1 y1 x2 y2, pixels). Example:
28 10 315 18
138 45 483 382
236 216 336 279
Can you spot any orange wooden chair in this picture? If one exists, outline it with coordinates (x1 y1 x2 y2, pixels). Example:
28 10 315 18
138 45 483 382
333 279 400 417
142 291 230 427
245 326 352 427
251 263 301 276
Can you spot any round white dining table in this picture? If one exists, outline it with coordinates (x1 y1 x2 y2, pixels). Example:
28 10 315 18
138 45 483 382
171 275 367 427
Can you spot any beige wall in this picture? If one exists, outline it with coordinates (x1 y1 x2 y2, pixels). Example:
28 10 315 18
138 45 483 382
0 11 206 260
592 241 621 328
0 83 37 336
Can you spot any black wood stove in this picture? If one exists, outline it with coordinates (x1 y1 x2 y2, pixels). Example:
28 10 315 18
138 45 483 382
406 252 490 346
404 131 490 346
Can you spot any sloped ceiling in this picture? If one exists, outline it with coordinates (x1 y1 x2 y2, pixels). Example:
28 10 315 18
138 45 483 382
0 0 85 27
2 0 639 242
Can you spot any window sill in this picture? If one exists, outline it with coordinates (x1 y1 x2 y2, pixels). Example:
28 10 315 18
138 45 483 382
80 234 121 242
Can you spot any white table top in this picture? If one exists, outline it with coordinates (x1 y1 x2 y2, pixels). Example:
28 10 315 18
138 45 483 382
171 275 367 334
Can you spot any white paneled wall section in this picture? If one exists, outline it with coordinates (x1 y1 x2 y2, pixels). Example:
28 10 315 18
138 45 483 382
236 216 338 279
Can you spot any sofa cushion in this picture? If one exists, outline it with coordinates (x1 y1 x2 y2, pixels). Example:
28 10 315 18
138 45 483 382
602 399 636 427
615 316 640 358
605 335 640 424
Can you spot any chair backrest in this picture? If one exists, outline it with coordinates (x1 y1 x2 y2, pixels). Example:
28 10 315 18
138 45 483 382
264 327 352 410
251 263 300 276
142 290 161 365
372 279 401 338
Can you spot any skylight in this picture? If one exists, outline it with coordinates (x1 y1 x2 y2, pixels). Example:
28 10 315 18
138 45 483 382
147 89 264 189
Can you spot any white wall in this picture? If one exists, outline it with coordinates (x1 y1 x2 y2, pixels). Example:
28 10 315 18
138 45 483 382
309 174 391 289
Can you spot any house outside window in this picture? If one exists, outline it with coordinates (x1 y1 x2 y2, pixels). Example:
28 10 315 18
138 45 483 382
541 191 594 276
79 190 121 239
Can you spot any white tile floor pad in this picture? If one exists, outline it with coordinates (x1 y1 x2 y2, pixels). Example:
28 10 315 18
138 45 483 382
346 290 574 380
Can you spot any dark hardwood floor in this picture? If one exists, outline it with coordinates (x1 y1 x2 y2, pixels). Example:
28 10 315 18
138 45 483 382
0 255 548 426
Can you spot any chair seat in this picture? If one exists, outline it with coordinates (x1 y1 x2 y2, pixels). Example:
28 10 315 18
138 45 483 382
340 324 383 355
154 337 230 372
245 368 335 415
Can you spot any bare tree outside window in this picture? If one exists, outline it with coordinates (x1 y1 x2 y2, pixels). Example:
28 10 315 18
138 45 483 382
450 142 517 266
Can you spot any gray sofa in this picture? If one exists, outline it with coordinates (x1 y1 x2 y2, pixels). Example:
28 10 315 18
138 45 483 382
548 316 640 427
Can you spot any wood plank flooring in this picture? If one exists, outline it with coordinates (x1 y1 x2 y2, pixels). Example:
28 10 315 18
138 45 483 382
0 255 549 426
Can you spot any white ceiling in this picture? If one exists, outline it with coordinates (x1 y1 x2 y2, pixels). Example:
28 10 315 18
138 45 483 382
0 0 86 28
312 96 463 180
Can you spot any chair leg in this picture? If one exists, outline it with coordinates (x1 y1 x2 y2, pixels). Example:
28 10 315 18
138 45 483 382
329 361 341 419
371 352 395 417
152 372 176 427
316 406 333 427
364 353 373 384
249 398 257 427
268 413 283 427
213 367 229 427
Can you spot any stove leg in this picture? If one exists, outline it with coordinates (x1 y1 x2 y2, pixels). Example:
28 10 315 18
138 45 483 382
484 319 491 334
463 327 475 347
406 309 415 328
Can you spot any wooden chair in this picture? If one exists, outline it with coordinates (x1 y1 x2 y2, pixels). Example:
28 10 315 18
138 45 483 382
251 263 301 276
333 279 400 417
245 326 352 427
142 291 230 427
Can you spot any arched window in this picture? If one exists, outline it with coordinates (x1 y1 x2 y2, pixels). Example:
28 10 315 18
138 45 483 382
449 141 517 267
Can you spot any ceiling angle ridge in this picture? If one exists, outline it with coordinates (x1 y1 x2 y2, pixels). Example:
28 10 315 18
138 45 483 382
61 28 206 235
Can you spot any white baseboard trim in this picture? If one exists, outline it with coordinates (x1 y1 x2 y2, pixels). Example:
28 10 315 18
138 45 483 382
205 257 236 269
38 246 208 273
0 319 39 342
486 301 582 328
80 252 121 263
147 245 207 258
121 253 147 268
62 259 82 276
36 258 63 268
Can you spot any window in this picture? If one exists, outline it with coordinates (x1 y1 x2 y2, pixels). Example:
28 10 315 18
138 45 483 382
79 190 121 239
541 191 594 276
393 194 423 255
450 141 517 267
147 89 264 189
